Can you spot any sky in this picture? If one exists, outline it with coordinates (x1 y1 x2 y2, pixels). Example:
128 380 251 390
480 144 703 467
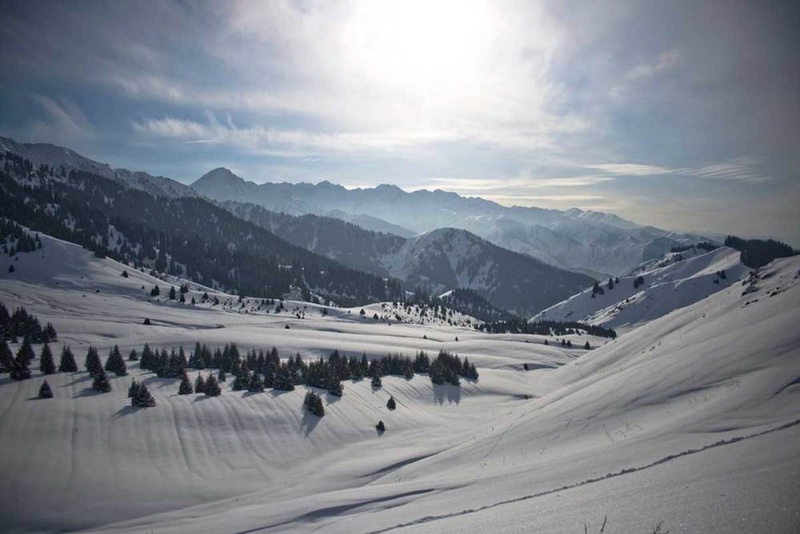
0 0 798 244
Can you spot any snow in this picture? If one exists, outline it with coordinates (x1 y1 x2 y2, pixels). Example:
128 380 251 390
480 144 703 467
0 232 798 533
532 246 747 331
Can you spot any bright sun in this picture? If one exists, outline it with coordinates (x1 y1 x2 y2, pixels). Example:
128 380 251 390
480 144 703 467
346 0 498 96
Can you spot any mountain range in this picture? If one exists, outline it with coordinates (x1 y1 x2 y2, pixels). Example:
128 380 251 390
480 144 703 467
193 167 711 278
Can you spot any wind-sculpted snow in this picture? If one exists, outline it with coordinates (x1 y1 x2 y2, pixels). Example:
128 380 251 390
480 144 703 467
0 231 798 533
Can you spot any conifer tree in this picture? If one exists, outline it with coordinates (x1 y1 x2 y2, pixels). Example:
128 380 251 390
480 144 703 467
133 382 156 407
128 379 141 398
387 396 396 410
39 343 56 374
169 286 176 300
39 380 53 398
17 337 35 367
58 345 78 372
85 346 102 377
247 371 264 393
178 370 193 395
194 373 206 394
376 420 386 433
105 345 127 376
584 341 591 350
128 349 139 361
92 367 112 393
327 372 343 397
232 371 248 391
218 367 226 382
304 390 325 417
204 373 222 396
0 339 13 373
371 374 382 388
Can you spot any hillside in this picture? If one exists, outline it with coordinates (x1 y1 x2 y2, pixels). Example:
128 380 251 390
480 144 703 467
532 246 749 331
224 201 594 316
0 228 798 533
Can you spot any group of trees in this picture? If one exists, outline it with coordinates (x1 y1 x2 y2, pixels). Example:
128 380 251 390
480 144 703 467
0 303 57 343
633 275 646 290
127 379 156 407
671 242 718 254
429 350 478 386
724 235 797 269
1 218 41 257
477 319 617 339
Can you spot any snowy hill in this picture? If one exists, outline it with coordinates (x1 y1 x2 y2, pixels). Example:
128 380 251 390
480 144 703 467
532 246 749 331
1 229 798 532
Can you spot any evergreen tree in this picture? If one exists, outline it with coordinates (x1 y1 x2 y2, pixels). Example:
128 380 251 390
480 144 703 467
128 349 139 361
387 396 396 410
375 420 386 433
85 346 102 377
0 339 13 373
194 373 206 394
169 286 176 300
105 345 127 376
178 370 194 395
217 367 227 382
58 345 78 372
150 285 160 297
133 382 156 407
584 341 591 350
204 373 222 396
39 343 56 374
16 337 35 367
39 380 53 398
327 372 343 397
10 350 32 380
371 374 382 388
247 371 264 393
232 370 248 391
92 367 112 393
304 390 325 417
128 379 141 398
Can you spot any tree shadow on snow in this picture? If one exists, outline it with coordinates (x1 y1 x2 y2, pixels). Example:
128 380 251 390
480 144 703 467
142 376 179 389
0 377 14 387
111 405 140 419
73 387 104 398
25 396 47 401
62 375 92 387
432 384 461 405
269 389 291 398
300 408 320 437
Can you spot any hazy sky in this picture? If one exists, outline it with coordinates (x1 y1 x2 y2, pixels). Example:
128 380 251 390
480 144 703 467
1 1 798 243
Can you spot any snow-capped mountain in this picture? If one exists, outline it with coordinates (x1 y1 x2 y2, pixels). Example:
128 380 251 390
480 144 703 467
191 169 712 278
224 202 594 316
0 136 198 199
532 245 748 330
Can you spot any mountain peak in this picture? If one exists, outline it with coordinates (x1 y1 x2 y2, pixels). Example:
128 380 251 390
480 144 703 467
194 167 244 185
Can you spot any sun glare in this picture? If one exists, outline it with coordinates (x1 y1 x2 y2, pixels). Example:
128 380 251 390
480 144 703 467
346 0 497 96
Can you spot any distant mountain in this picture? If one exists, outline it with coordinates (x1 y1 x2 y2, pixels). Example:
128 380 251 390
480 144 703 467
0 147 401 306
224 201 593 317
191 169 711 277
531 245 748 330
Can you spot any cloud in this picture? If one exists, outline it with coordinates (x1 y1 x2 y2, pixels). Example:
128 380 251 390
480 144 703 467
586 163 674 176
678 157 773 184
24 95 94 146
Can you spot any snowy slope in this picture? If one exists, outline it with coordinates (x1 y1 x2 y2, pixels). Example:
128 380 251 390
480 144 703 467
532 246 748 331
1 232 798 533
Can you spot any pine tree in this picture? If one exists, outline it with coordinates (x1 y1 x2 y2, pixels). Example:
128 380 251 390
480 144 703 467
169 286 176 300
178 370 194 395
85 346 102 377
232 371 248 391
304 390 325 417
92 367 112 393
150 285 160 297
133 382 156 407
105 345 127 376
327 372 343 397
584 341 591 350
375 420 386 433
247 371 264 393
194 373 206 394
39 380 53 398
0 339 13 373
39 343 56 374
128 349 139 361
10 355 31 380
58 345 78 372
371 374 382 388
16 337 35 367
128 379 141 398
387 396 396 410
204 373 222 396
